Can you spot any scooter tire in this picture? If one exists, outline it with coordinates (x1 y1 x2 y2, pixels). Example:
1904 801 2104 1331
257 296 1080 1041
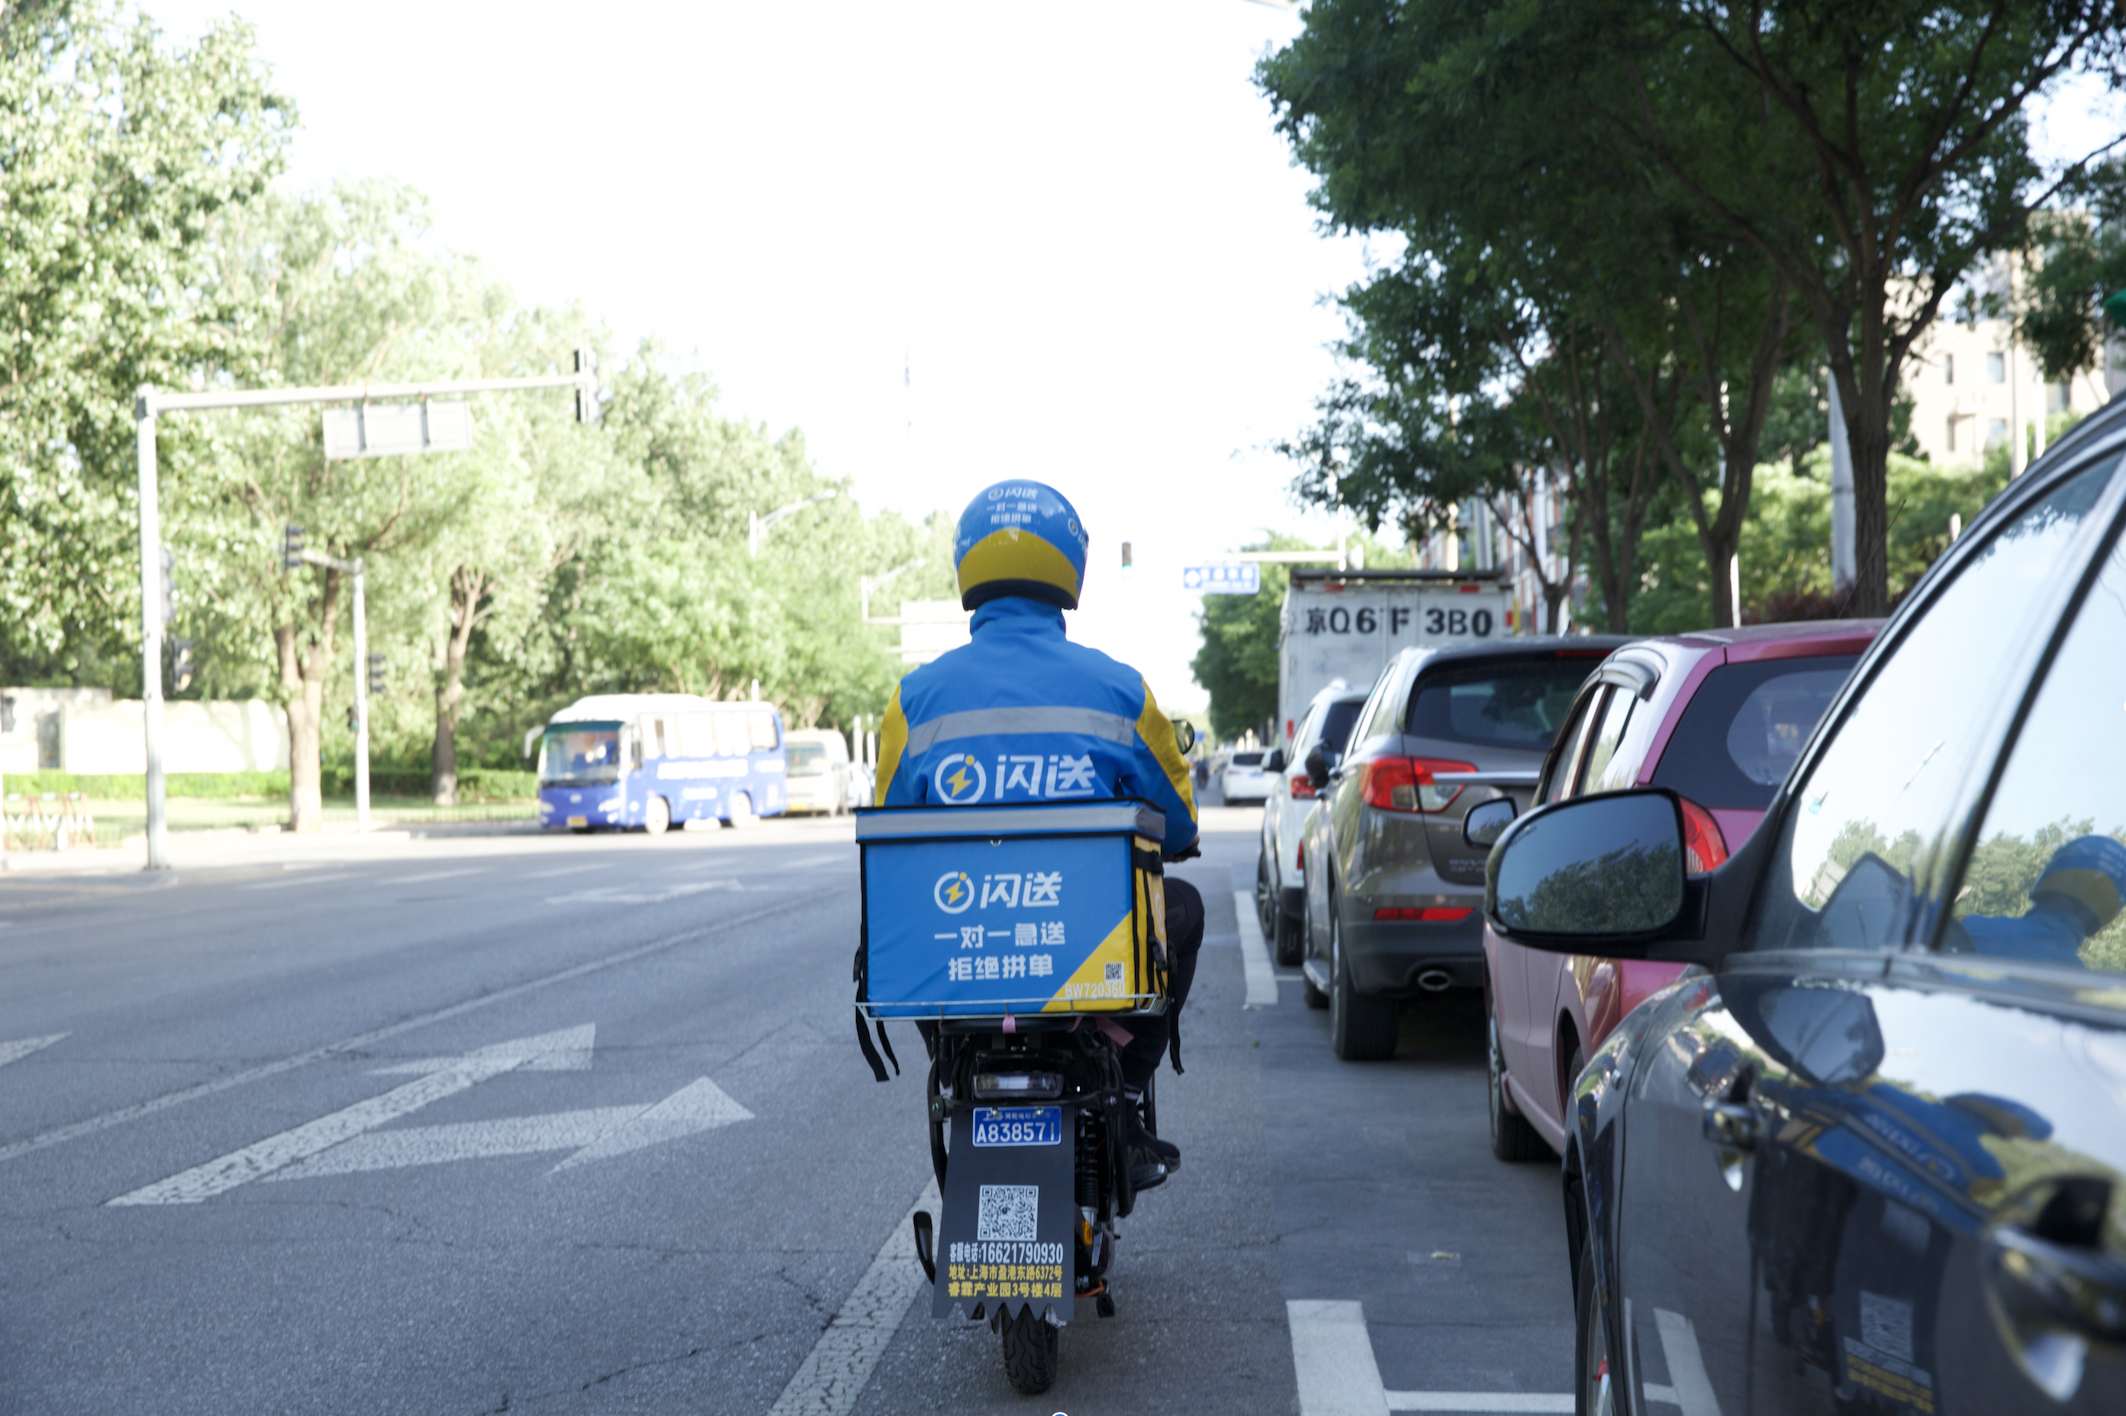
1000 1305 1059 1395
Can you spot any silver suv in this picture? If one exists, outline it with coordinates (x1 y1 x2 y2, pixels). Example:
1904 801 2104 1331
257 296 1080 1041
1257 683 1369 965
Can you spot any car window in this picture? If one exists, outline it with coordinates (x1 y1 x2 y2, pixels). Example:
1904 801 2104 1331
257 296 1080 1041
1946 523 2126 972
1315 698 1363 756
1649 657 1859 811
1405 658 1590 750
1756 455 2120 953
1540 689 1604 804
1579 684 1641 794
1347 661 1405 751
1231 752 1263 768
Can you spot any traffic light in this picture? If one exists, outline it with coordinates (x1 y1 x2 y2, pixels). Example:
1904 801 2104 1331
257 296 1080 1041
157 544 175 626
368 652 386 697
282 524 305 572
574 347 599 425
169 639 196 693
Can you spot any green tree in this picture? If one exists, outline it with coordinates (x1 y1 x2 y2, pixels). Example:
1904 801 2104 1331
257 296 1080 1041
0 1 291 686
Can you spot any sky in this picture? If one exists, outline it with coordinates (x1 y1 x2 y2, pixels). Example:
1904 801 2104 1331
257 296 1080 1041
151 0 1372 712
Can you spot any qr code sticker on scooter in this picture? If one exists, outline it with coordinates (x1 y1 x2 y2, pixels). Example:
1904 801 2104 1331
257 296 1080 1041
977 1184 1038 1242
1105 963 1124 984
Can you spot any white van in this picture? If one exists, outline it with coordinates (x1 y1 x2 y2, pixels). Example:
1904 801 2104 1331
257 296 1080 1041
782 728 852 815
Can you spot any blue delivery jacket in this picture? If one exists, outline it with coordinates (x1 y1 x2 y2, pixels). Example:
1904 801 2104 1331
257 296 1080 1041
875 596 1200 856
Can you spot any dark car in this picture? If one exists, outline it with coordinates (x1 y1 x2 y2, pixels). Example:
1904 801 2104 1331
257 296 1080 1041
1484 621 1879 1164
1299 637 1628 1059
1486 410 2126 1414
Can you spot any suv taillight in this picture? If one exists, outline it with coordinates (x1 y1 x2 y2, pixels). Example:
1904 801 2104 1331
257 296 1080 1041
1680 798 1729 874
1360 756 1477 814
1290 773 1316 799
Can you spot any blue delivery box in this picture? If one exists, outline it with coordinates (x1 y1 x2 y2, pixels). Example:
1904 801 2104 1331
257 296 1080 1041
856 800 1171 1018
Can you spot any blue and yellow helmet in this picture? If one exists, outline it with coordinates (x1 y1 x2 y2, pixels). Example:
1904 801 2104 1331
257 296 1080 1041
2032 834 2126 932
953 480 1090 610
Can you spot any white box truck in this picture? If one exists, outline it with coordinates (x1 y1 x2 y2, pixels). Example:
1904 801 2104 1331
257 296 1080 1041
1276 569 1515 746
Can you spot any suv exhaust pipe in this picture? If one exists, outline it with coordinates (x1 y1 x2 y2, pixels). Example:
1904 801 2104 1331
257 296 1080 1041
1416 969 1454 992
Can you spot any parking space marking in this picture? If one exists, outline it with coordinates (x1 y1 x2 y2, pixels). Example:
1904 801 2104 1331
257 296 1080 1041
1290 1299 1572 1416
0 1034 66 1069
1652 1309 1722 1416
1233 890 1278 1007
767 1175 942 1416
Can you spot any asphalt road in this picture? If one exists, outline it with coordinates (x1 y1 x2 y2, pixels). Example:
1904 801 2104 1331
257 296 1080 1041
0 806 1572 1415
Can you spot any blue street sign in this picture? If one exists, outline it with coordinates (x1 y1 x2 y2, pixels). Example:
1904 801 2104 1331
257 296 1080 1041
1181 563 1260 595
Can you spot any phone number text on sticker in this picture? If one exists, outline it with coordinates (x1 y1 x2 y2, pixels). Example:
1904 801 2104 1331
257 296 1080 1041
971 1106 1062 1147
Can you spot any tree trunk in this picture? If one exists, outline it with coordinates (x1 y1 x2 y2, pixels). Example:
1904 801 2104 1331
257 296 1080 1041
431 568 485 806
278 568 340 833
1828 309 1894 616
1543 582 1570 634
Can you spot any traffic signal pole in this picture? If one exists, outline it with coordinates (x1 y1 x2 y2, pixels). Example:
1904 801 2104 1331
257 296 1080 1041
134 358 596 870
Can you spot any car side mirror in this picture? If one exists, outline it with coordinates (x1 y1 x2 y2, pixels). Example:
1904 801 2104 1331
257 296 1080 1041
1263 748 1286 774
1304 746 1332 791
1172 719 1196 756
1463 797 1516 850
1486 790 1688 950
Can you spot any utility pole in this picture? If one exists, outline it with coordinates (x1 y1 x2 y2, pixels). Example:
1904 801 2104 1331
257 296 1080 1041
134 357 597 870
1828 374 1857 596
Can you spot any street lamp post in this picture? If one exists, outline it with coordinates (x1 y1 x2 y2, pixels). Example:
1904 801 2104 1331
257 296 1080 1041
748 491 838 557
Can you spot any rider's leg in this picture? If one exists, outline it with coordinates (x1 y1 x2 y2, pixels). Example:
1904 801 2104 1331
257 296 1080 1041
1118 877 1205 1178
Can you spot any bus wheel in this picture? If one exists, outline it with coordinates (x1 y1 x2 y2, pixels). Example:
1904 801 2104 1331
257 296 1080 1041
722 792 756 830
643 796 671 837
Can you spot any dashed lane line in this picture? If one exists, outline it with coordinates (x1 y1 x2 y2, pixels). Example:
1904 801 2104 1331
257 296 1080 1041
1233 890 1279 1007
0 898 803 1168
385 867 485 885
767 1175 942 1416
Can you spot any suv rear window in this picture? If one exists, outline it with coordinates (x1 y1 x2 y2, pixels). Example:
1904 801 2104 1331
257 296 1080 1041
1231 752 1263 767
1313 699 1363 755
1405 659 1594 750
1650 655 1858 809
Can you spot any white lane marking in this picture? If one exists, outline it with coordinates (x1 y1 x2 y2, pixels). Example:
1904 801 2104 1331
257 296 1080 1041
768 1176 942 1416
1652 1309 1724 1416
387 867 483 885
1289 1299 1390 1416
265 1077 753 1180
1234 890 1278 1007
108 1026 593 1205
1386 1395 1574 1413
546 880 744 906
1290 1299 1571 1416
0 1034 67 1069
242 874 351 891
1643 1385 1680 1405
526 863 604 879
0 899 800 1168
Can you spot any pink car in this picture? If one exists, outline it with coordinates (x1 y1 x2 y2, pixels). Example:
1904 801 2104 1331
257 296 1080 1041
1482 621 1880 1162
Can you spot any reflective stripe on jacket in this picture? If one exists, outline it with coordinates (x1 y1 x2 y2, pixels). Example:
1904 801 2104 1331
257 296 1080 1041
875 596 1199 856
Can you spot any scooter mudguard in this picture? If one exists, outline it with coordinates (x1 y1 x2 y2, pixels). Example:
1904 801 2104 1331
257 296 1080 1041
932 1104 1075 1323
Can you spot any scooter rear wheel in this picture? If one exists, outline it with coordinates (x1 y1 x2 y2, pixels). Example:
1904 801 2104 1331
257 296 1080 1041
1000 1305 1059 1394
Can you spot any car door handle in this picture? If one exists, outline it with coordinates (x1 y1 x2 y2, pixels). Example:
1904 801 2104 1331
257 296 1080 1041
1984 1223 2126 1347
1701 1100 1761 1152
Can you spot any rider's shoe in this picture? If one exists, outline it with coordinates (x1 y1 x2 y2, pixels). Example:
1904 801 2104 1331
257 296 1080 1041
1126 1114 1181 1171
1127 1148 1169 1191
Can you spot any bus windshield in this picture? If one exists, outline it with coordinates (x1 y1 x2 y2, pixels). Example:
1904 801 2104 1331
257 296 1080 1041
540 725 624 785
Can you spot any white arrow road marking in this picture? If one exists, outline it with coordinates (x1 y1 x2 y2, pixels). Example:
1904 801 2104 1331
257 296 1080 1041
1288 1299 1573 1416
1234 890 1279 1007
374 1027 594 1074
107 1025 593 1206
546 880 744 906
768 1175 942 1416
265 1078 752 1180
0 1034 67 1069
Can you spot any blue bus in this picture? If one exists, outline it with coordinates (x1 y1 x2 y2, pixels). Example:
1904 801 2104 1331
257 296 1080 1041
534 693 787 835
